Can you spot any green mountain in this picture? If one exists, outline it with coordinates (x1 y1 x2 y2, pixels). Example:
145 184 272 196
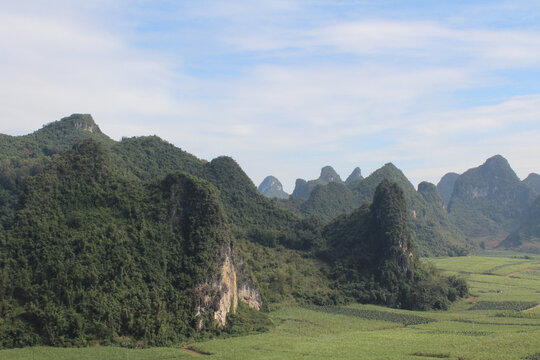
258 176 289 199
0 114 114 229
447 155 537 242
0 140 265 347
112 135 206 181
292 166 343 199
299 182 360 221
499 195 540 253
0 115 469 348
323 180 468 310
343 164 469 256
437 172 459 207
524 173 540 193
285 163 470 256
345 167 363 184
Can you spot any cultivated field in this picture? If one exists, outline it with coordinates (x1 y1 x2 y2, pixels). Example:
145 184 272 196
2 251 540 359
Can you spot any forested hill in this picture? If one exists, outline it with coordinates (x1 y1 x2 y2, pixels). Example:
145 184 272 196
0 114 114 228
277 163 470 256
323 180 467 309
0 140 240 346
0 114 468 348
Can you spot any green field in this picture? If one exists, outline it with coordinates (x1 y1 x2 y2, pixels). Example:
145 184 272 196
2 252 540 359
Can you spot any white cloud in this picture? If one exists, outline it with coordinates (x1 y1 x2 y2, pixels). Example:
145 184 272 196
227 19 540 68
1 1 540 193
0 11 183 136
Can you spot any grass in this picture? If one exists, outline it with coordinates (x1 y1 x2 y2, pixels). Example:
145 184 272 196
2 251 540 359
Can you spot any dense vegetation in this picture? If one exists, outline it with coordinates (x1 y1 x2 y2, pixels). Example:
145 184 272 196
282 163 470 256
3 252 539 359
0 141 237 347
299 182 360 221
323 180 468 310
0 115 113 229
0 115 470 349
291 166 343 199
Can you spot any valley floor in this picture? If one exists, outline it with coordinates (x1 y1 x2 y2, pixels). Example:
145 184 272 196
2 251 540 360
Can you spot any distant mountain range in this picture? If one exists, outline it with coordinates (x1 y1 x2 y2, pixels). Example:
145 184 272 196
258 154 540 254
259 163 469 256
446 155 537 243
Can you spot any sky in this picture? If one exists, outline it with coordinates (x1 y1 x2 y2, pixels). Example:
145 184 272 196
2 0 540 193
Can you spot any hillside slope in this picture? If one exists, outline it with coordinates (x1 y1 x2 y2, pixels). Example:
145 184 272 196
0 140 262 347
500 195 540 253
0 114 113 228
299 163 470 256
447 155 537 241
324 180 468 309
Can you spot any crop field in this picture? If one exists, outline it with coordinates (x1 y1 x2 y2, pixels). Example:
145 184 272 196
2 252 540 359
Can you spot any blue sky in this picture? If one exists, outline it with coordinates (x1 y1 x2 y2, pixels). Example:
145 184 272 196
2 1 540 192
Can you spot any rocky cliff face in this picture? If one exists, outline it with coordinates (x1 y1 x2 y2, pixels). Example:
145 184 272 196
48 113 103 133
196 241 262 327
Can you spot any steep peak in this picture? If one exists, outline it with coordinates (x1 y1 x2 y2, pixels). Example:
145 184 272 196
373 163 407 181
345 167 363 184
259 176 282 191
383 162 398 170
319 166 342 183
418 181 445 209
258 176 289 199
484 154 506 166
479 154 519 183
43 114 102 134
418 181 437 194
524 173 540 193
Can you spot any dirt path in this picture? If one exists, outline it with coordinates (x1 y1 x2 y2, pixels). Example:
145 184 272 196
181 348 206 357
523 304 540 312
504 265 540 277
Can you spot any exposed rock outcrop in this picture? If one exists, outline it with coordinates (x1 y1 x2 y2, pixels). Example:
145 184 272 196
196 241 262 327
258 175 289 199
46 113 103 133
